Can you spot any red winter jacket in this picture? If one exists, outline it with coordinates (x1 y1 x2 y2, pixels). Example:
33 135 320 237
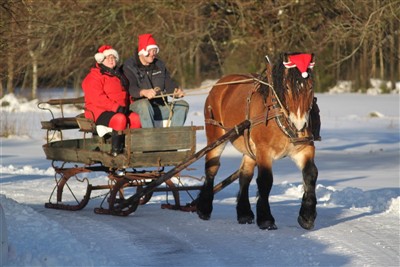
82 65 128 122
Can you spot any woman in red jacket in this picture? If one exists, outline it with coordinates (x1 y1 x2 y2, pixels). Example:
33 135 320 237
82 45 141 156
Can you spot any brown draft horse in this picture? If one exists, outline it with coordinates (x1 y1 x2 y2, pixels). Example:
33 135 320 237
196 53 318 230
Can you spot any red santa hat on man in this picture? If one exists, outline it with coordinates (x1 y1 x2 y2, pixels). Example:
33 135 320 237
138 33 159 56
94 45 119 64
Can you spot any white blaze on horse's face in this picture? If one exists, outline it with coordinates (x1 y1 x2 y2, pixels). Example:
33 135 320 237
285 77 314 132
289 107 309 131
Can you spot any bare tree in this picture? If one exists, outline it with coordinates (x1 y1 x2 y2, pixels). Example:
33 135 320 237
0 0 398 98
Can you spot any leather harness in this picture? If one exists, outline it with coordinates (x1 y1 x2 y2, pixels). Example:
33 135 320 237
204 75 313 160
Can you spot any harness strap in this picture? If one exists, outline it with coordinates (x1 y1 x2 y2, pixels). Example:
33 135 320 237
243 94 287 159
243 88 257 159
204 118 231 130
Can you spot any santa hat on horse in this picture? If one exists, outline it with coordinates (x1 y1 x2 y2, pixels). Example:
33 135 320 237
138 33 159 56
94 45 119 63
283 53 315 78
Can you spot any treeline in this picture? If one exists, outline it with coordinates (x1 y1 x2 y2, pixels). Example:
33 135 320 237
1 0 399 99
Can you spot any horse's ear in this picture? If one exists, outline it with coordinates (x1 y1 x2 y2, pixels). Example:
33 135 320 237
264 55 273 75
282 53 289 62
265 55 271 64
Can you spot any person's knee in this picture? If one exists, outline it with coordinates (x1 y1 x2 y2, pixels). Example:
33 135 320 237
109 113 127 131
128 112 142 128
174 100 189 112
131 99 151 112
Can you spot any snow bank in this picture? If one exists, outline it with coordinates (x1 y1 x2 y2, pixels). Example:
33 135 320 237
1 195 96 267
0 94 39 113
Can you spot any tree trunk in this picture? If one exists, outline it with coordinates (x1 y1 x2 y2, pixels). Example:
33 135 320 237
378 25 384 81
398 27 400 89
194 8 201 86
27 19 37 100
389 18 395 90
371 37 377 79
362 40 369 89
29 51 38 99
351 41 357 90
6 2 15 95
335 42 340 81
6 53 14 95
20 69 29 90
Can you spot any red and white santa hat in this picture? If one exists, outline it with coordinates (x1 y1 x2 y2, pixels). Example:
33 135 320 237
283 53 314 78
138 33 159 56
94 45 119 63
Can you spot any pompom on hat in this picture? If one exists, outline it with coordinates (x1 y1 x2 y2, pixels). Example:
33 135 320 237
138 33 159 56
94 45 119 63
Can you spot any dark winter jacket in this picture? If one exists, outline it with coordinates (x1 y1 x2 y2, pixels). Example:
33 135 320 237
122 54 178 106
82 64 129 121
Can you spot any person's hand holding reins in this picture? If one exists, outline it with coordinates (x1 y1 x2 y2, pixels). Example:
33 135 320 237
173 88 185 98
140 88 158 99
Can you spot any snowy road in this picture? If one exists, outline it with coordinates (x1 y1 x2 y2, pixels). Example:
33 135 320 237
1 92 399 266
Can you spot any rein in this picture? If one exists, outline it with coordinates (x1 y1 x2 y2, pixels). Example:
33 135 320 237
150 78 256 100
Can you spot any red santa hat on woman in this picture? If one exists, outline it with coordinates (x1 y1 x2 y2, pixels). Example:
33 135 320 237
94 45 119 63
138 34 159 56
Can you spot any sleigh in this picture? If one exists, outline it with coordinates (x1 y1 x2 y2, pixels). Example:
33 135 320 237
38 97 248 216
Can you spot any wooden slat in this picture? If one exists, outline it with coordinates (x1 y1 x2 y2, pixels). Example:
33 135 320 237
43 143 192 168
128 127 195 152
41 118 79 130
129 150 192 167
76 117 96 132
45 97 84 105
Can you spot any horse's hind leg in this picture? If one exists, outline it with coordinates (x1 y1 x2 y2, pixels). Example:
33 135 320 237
196 143 226 220
236 155 256 224
298 159 318 230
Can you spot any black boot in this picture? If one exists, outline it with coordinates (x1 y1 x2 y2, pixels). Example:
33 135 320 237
111 131 125 156
310 97 321 141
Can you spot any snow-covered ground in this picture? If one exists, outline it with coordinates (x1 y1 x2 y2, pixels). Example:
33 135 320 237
1 86 399 266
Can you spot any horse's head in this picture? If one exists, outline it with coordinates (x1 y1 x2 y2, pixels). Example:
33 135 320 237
273 53 315 132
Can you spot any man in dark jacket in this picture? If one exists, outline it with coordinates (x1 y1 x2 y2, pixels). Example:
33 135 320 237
122 33 189 127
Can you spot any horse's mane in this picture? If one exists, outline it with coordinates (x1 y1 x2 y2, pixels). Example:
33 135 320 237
255 72 270 101
257 52 314 103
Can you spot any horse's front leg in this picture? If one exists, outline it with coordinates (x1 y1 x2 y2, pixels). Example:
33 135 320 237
196 144 225 220
256 159 277 230
236 155 256 224
298 159 318 230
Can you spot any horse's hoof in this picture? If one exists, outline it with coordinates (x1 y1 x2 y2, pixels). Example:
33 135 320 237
197 210 210 221
258 221 278 230
297 215 315 230
238 216 254 224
